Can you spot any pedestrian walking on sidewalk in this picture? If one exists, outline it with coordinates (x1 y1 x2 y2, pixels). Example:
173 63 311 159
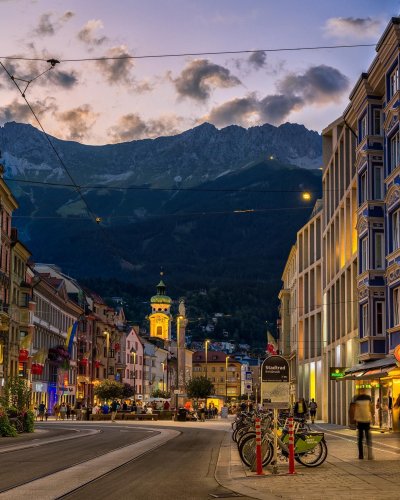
38 402 46 422
354 389 373 460
308 399 318 424
111 400 118 422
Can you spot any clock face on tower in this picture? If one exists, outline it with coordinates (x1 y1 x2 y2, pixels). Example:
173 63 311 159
149 312 170 341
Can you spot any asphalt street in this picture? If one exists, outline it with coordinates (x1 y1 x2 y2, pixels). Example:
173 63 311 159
0 423 157 493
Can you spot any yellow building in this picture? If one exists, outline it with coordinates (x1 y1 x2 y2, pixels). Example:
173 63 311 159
149 278 171 341
192 351 241 399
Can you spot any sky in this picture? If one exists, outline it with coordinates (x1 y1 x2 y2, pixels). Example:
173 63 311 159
0 0 400 145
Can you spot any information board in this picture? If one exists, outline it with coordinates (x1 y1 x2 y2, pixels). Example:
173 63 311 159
261 355 290 408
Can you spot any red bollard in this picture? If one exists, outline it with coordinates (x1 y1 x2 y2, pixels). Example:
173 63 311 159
288 417 295 474
255 417 263 475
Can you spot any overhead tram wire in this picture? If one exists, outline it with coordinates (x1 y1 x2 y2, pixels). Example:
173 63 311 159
0 42 379 64
0 60 97 223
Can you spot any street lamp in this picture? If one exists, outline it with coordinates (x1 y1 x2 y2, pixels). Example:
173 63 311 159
130 348 136 402
103 329 110 380
161 362 165 392
225 356 230 403
205 339 210 381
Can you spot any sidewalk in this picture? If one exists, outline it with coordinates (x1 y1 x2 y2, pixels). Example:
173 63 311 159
216 425 400 500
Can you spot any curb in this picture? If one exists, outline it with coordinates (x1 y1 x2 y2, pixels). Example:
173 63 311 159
214 431 281 500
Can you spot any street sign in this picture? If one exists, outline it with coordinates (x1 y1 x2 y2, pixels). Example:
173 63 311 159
261 355 290 407
174 389 180 394
245 383 252 394
261 355 289 382
245 371 252 381
329 367 347 380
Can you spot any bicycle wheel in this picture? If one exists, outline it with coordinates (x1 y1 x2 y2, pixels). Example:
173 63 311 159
239 433 273 468
236 426 253 447
295 439 327 467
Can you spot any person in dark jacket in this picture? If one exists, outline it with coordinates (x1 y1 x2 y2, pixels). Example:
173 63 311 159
294 398 308 419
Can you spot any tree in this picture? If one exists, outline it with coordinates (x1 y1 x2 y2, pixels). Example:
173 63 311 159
122 383 135 399
94 380 123 401
186 377 214 400
0 377 31 413
151 389 171 399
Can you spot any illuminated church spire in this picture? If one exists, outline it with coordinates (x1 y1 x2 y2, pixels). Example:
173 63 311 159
149 270 172 341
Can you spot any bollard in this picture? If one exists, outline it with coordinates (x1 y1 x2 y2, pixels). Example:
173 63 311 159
255 417 263 475
288 416 295 474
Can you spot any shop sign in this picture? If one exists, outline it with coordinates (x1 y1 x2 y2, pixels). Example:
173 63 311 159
329 367 347 380
356 383 380 389
394 344 400 363
32 382 48 393
58 384 76 395
261 355 290 408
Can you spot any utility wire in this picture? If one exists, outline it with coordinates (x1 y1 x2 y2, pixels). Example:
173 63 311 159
0 42 378 63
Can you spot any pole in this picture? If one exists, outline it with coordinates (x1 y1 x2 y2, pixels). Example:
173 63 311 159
205 341 208 381
225 356 229 403
288 416 295 474
272 408 278 474
133 352 136 403
255 417 263 475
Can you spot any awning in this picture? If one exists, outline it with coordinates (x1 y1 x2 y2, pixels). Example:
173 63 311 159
344 356 399 380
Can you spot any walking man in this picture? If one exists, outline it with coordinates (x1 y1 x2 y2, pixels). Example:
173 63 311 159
308 398 318 424
354 389 373 460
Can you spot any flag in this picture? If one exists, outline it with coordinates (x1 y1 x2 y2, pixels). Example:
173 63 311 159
65 321 78 355
32 348 47 364
20 333 32 349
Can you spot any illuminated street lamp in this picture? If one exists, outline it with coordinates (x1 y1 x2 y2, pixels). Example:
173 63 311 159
161 362 165 392
225 356 230 403
302 192 311 201
103 329 110 380
205 340 211 380
130 348 136 401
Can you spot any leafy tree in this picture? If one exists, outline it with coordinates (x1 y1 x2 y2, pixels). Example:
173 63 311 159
186 377 214 401
0 377 31 414
94 380 123 401
122 383 135 399
151 389 171 399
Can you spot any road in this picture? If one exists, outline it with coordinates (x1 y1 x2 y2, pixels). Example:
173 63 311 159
0 421 253 500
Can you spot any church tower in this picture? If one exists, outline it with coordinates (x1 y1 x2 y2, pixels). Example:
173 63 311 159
149 274 172 341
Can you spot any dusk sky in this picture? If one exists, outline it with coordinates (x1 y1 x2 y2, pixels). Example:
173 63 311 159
1 0 400 144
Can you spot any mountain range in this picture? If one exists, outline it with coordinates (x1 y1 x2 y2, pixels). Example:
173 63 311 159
0 121 323 346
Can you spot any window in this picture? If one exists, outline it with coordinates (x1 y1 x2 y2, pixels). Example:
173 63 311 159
375 233 385 270
373 166 383 200
361 237 368 272
376 302 384 335
362 304 369 337
373 109 381 135
390 67 399 98
156 326 162 336
391 131 400 170
393 209 400 251
360 171 367 204
360 114 367 140
394 287 400 326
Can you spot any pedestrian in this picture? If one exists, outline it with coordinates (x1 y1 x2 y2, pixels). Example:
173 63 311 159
111 399 118 422
75 401 82 421
199 403 205 422
308 398 318 424
354 388 373 460
294 398 308 420
53 403 60 421
163 400 170 411
66 404 71 420
59 402 67 420
38 402 46 422
33 406 39 421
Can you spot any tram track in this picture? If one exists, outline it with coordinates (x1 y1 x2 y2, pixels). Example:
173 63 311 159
0 424 161 496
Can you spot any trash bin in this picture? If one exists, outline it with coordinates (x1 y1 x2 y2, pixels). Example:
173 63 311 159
177 408 187 422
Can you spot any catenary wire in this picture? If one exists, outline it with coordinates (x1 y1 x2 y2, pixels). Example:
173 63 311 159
0 42 379 63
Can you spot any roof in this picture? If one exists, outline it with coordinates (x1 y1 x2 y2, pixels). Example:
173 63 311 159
151 294 172 304
193 350 240 363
